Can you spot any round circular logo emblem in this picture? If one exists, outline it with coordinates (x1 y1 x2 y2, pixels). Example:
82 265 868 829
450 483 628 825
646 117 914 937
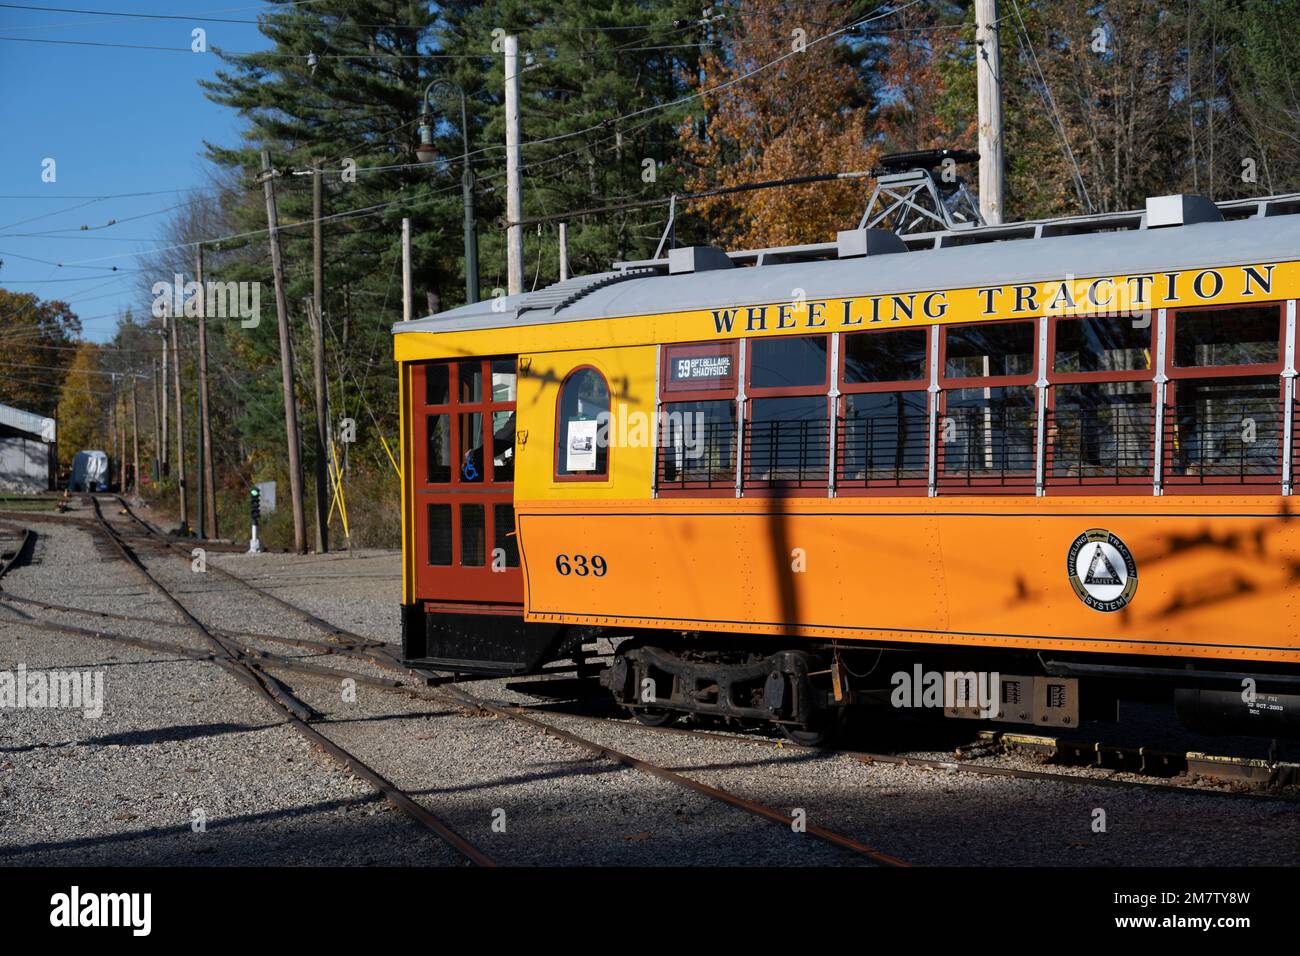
1067 529 1137 612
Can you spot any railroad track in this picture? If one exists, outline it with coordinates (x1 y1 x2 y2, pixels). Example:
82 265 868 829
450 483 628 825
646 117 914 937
533 704 1300 802
106 496 405 666
435 681 909 866
19 495 496 867
4 499 910 866
96 496 1300 796
0 523 34 580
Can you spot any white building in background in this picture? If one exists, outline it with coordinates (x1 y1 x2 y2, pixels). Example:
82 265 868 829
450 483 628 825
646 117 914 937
0 403 56 493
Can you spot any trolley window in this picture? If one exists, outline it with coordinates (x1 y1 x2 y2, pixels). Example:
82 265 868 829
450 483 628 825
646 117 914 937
659 343 739 494
1046 315 1154 488
937 321 1036 492
745 335 829 491
555 366 610 479
838 328 929 491
1165 303 1284 488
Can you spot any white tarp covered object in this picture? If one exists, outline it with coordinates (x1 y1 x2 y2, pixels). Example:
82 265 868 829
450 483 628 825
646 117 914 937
69 450 109 492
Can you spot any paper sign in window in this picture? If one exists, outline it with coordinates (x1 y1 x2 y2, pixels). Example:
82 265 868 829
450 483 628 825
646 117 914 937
566 419 599 472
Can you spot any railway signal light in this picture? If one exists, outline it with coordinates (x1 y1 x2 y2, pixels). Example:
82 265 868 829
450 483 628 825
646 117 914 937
247 486 264 555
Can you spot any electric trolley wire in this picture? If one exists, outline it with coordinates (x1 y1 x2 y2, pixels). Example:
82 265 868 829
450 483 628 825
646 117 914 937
504 170 874 229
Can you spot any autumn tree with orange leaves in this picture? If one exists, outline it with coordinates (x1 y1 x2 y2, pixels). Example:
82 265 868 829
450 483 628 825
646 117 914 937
678 0 879 249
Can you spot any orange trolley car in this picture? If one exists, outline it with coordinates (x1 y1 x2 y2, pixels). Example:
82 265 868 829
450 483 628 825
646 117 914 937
393 169 1300 743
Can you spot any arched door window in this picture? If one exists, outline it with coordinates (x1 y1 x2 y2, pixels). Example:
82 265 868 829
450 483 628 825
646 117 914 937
555 367 610 478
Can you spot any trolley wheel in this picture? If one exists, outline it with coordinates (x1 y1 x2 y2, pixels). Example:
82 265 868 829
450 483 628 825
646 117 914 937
630 707 679 728
778 708 845 747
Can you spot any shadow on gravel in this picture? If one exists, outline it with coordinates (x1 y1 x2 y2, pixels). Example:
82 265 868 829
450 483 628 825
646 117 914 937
83 721 280 749
0 792 467 867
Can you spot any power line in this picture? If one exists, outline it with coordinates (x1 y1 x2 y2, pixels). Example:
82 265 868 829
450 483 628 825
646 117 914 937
0 34 492 57
505 170 874 228
0 188 207 200
52 169 485 268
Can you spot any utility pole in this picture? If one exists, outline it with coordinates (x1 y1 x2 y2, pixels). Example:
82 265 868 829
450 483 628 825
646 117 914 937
975 0 1004 225
260 149 307 554
151 359 161 481
401 218 412 323
111 373 122 490
159 315 169 476
310 169 329 554
195 387 204 537
195 244 217 539
119 406 125 490
558 222 569 281
504 33 524 295
131 379 140 495
170 306 189 533
307 301 330 554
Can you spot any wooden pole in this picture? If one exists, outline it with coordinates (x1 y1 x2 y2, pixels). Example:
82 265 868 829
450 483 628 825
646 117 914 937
117 385 125 491
151 359 161 481
195 244 218 538
260 149 307 554
558 222 569 282
311 170 329 554
504 34 524 295
401 218 412 323
170 306 189 532
976 0 1004 225
159 316 169 476
131 379 140 494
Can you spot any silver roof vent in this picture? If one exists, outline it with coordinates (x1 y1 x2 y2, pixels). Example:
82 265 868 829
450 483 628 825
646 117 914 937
668 246 735 275
1145 194 1223 228
836 228 908 258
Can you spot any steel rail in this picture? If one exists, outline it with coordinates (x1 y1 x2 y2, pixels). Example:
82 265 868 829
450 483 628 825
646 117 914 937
0 526 33 579
532 705 1300 803
112 495 403 663
75 497 495 866
87 496 317 720
438 682 910 867
0 591 407 671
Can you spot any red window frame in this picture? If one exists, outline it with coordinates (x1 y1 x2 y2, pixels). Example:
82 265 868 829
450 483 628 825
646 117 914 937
553 364 612 483
1163 301 1286 494
836 327 930 495
743 334 831 495
658 342 738 498
422 358 517 489
936 318 1038 493
1043 314 1157 494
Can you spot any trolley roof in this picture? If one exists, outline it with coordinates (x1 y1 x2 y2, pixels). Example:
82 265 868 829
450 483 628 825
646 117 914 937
395 193 1300 337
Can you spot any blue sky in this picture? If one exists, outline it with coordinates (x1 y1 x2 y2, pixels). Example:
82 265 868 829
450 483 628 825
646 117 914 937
0 2 273 342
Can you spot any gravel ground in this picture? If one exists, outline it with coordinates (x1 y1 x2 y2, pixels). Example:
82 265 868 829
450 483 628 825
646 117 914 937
0 496 1296 867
